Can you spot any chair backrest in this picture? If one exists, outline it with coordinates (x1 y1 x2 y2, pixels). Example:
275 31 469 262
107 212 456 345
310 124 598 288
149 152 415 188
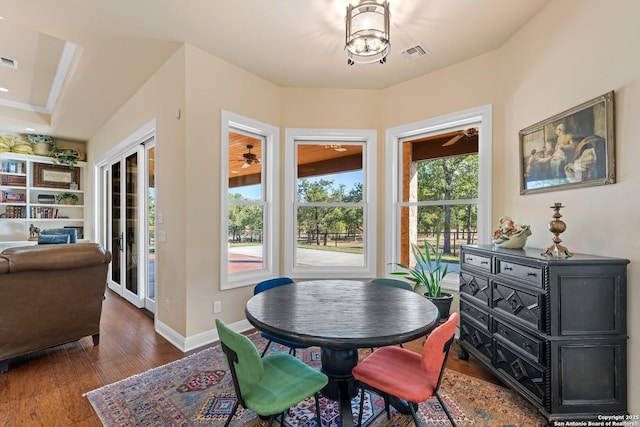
254 277 294 295
38 234 70 244
40 228 78 243
371 278 413 292
421 312 459 375
216 319 264 406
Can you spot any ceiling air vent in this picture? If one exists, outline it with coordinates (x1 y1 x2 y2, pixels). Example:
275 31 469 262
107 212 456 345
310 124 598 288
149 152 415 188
1 56 17 69
400 44 429 62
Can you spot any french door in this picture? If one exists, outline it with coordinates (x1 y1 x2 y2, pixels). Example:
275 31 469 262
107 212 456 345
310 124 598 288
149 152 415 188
99 134 156 312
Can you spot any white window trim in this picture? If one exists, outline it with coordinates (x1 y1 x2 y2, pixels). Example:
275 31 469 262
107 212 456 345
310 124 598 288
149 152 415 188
384 105 493 275
284 128 377 279
220 111 279 290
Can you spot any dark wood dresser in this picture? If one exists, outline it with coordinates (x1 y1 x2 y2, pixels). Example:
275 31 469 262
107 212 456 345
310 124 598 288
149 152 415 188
457 244 628 421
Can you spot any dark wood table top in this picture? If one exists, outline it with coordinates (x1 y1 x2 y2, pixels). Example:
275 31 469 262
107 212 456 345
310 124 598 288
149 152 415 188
245 280 439 350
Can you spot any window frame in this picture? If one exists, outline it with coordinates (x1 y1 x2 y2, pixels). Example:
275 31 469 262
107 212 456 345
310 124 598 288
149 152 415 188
284 128 377 279
220 110 279 290
384 105 493 275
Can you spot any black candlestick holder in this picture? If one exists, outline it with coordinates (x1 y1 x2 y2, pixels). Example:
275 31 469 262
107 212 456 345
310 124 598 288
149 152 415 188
541 203 573 257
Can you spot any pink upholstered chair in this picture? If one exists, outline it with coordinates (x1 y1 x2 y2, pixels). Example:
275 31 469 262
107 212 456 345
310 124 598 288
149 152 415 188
352 312 459 426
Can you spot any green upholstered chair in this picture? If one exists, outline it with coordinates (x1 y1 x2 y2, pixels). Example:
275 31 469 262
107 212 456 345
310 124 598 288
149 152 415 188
371 277 414 292
352 313 459 427
216 319 328 427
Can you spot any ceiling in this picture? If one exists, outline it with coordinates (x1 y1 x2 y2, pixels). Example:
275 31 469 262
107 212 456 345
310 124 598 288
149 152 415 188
0 0 550 142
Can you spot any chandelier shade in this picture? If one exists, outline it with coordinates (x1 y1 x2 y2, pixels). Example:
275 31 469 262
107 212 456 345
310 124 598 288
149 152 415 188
345 1 390 65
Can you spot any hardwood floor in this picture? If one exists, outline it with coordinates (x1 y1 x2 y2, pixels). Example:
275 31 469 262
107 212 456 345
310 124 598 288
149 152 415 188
0 289 501 426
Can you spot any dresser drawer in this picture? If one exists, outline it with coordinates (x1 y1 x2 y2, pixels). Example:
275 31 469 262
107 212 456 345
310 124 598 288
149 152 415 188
459 318 493 364
492 281 546 332
495 341 546 406
462 251 491 272
496 259 544 288
460 299 490 330
493 318 545 364
460 272 491 306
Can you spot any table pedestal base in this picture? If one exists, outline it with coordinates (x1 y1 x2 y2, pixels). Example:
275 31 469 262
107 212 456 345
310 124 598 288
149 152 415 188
320 348 358 426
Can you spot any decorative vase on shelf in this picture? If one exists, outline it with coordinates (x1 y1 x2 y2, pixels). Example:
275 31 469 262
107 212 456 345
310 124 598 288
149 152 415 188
26 134 54 156
492 216 531 249
33 142 52 156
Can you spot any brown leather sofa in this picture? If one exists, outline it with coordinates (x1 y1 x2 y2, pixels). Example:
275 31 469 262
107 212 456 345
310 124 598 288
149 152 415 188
0 243 112 372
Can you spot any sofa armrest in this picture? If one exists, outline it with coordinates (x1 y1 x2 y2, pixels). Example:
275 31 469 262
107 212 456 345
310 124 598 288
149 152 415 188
0 243 111 273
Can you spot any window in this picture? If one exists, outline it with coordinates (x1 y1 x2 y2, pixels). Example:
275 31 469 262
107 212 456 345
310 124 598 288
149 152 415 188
220 111 278 290
284 129 377 278
385 105 492 275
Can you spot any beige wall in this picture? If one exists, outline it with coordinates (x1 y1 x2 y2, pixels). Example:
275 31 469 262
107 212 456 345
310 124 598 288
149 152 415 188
182 46 283 336
379 0 640 412
88 45 188 334
500 1 640 414
87 0 639 412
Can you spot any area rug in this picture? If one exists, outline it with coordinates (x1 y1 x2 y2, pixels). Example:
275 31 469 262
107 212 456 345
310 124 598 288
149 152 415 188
85 333 547 426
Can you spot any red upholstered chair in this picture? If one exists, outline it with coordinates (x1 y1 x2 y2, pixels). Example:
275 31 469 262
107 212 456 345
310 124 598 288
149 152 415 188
352 312 459 427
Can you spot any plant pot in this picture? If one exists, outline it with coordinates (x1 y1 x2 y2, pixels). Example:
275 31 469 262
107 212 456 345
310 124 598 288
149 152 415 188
423 292 454 320
33 142 52 156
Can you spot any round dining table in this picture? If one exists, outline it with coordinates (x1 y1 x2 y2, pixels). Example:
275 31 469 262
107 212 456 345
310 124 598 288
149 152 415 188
244 279 440 426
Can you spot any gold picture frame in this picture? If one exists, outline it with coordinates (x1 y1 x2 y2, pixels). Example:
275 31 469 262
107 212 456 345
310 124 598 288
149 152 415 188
33 163 80 189
520 91 615 195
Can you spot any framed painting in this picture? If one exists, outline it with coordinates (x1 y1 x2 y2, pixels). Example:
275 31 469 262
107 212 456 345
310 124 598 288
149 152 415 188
519 91 615 195
33 163 81 189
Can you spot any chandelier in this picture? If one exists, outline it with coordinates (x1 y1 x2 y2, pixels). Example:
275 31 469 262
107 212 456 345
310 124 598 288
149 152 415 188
345 1 390 65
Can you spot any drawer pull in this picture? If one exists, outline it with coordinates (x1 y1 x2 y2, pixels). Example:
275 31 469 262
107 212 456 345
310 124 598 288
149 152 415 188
523 343 532 351
504 266 513 271
527 272 537 277
481 260 489 265
467 256 474 262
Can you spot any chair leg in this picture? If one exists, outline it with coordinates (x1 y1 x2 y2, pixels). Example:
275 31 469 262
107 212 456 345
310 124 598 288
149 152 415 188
357 387 365 427
224 400 239 427
261 340 273 357
384 394 391 419
408 401 422 427
314 392 322 425
436 392 457 426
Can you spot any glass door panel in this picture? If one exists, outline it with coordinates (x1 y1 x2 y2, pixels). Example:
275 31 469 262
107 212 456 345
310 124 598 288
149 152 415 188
146 146 156 311
125 152 138 296
110 160 122 290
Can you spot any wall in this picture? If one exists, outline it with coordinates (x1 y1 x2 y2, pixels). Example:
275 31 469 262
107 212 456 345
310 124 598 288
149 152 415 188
182 45 282 338
88 45 189 335
498 0 640 414
380 0 639 413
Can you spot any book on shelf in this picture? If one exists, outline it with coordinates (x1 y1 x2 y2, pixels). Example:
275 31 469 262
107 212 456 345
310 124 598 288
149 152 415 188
1 175 26 186
5 205 26 218
0 191 25 202
30 207 59 219
1 161 24 174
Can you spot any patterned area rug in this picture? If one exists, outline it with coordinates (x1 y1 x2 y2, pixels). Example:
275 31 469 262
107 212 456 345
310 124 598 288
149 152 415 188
85 333 546 426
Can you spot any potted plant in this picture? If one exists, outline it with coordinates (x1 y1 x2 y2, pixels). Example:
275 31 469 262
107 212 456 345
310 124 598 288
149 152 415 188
26 134 55 156
390 231 454 319
56 192 79 205
49 145 80 168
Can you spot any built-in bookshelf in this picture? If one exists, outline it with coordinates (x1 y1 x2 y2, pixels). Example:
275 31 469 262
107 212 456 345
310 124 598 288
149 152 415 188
0 152 86 246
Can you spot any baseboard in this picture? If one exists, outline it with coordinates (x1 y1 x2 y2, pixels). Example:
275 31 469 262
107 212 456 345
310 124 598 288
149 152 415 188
154 318 254 353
